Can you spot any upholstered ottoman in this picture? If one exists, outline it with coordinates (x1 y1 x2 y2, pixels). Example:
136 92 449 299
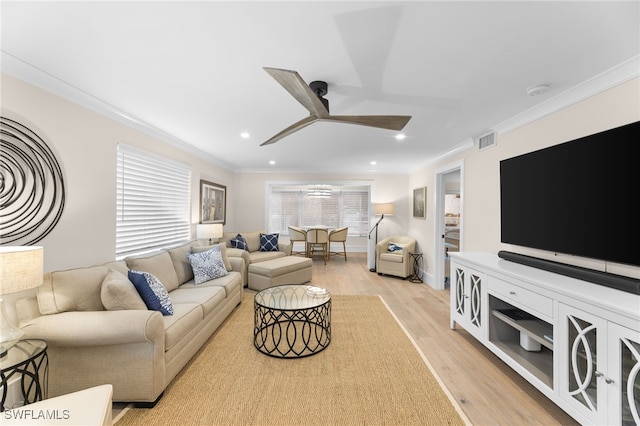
248 256 313 291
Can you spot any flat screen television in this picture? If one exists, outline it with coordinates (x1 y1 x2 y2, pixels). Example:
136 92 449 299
500 120 640 267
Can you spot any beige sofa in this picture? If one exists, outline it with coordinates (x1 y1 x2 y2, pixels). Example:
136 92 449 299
220 230 291 286
376 236 417 278
17 241 244 405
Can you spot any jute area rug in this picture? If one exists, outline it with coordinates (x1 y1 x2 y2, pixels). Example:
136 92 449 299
116 294 468 425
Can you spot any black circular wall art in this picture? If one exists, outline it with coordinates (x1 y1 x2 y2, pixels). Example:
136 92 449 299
1 116 65 245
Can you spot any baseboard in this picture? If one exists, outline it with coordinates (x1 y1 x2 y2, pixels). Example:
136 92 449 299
498 251 640 295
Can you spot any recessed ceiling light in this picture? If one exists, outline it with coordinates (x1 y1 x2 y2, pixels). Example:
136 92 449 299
395 133 406 140
370 161 377 166
269 160 275 165
240 132 250 139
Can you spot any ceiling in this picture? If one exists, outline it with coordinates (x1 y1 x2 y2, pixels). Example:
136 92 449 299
1 1 639 174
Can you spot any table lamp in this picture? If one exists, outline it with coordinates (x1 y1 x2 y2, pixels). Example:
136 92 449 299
197 223 224 245
0 246 44 357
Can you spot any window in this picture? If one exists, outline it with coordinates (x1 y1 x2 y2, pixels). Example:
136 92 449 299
269 187 369 236
116 144 191 259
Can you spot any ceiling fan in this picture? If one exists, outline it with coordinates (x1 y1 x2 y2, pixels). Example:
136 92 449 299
261 67 411 146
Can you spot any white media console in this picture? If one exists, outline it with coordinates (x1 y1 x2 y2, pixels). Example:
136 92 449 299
449 252 640 425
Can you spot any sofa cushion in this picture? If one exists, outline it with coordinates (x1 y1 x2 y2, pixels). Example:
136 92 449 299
38 261 129 315
167 241 199 286
191 243 232 271
169 286 225 317
380 252 404 263
230 234 248 251
128 271 174 316
179 271 242 298
243 231 263 252
259 233 280 252
101 269 146 311
248 251 287 264
163 303 202 352
187 246 228 284
125 252 180 292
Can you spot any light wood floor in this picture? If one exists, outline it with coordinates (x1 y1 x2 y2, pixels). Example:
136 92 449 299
283 253 579 426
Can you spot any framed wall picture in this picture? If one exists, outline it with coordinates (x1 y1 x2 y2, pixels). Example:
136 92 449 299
200 180 226 224
413 187 426 219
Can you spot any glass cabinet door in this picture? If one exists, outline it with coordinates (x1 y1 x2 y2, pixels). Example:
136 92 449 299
609 322 640 426
559 304 608 425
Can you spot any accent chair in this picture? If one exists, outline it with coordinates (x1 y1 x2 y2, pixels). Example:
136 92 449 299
288 226 308 256
375 235 417 278
328 226 348 261
306 228 329 265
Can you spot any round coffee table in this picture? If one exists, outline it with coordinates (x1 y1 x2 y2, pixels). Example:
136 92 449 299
254 285 331 358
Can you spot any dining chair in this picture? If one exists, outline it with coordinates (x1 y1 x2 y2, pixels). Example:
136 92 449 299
306 228 329 264
288 226 308 256
328 226 348 261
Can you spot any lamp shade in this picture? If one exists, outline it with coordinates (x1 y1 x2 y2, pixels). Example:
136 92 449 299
0 246 44 295
197 223 223 240
374 203 395 216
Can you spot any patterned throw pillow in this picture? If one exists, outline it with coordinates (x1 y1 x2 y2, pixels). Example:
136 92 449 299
387 242 404 253
230 234 248 251
128 270 174 315
187 245 229 284
259 233 279 252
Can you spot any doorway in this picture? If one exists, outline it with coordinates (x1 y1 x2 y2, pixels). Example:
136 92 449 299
434 161 464 290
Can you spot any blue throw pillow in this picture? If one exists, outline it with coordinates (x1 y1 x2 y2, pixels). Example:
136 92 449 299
260 233 279 252
128 270 174 315
187 245 229 284
387 242 404 253
230 234 248 251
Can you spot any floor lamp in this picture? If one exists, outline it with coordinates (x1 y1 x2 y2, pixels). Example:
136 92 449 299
368 203 394 272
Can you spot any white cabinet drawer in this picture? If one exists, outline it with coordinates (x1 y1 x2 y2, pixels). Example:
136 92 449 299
488 277 553 318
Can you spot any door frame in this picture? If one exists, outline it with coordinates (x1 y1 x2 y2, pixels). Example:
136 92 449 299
433 160 464 290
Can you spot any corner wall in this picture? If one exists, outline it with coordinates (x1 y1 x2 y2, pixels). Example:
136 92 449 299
410 77 640 286
1 72 235 272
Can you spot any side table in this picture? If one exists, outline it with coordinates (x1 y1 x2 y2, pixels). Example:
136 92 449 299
408 252 423 283
0 339 48 411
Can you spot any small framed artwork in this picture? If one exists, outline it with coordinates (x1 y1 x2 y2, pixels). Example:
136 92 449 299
200 180 226 225
413 187 426 219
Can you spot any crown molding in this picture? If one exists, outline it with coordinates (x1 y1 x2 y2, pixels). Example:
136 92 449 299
493 55 640 135
3 51 638 175
1 51 236 172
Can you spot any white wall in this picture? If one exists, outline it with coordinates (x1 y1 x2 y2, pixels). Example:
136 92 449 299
4 71 638 281
1 72 235 272
233 172 409 268
233 172 408 235
410 77 640 286
1 72 410 271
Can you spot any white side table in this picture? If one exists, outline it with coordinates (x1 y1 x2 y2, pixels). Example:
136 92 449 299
1 384 112 426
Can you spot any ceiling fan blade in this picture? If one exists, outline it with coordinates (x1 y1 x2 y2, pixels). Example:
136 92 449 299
324 115 411 131
263 67 330 118
260 115 319 146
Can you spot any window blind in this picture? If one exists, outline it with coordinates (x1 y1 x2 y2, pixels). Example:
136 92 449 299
116 144 191 259
269 189 369 236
